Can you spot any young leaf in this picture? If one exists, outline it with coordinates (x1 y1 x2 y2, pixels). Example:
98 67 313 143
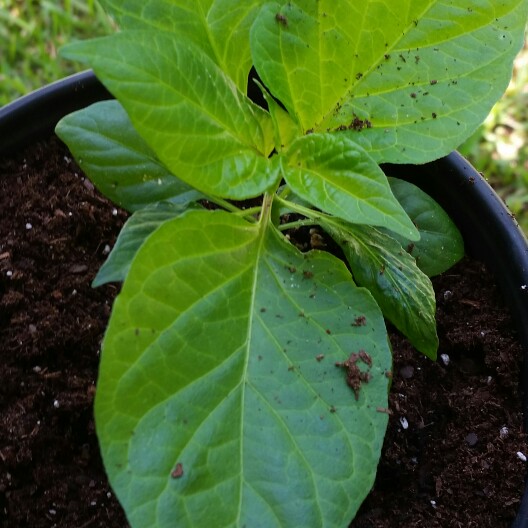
93 202 198 287
387 177 465 277
61 32 279 200
98 0 266 92
321 218 438 359
95 210 392 527
251 0 528 163
56 101 199 212
258 82 302 152
250 1 357 130
283 133 419 240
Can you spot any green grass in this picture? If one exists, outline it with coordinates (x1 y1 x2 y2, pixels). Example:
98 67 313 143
1 2 527 232
459 38 528 233
0 0 113 106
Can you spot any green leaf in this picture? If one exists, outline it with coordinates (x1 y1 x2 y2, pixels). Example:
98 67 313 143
251 1 350 130
251 0 528 162
99 0 266 91
283 133 419 240
95 210 392 527
258 82 302 152
55 101 199 212
321 218 438 359
388 177 464 276
93 202 197 287
61 32 279 200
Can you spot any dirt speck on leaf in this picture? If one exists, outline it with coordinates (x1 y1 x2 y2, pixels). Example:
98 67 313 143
335 352 372 400
171 463 184 479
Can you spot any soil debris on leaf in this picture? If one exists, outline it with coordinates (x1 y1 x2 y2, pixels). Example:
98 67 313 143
275 12 288 27
335 352 372 400
171 463 184 479
352 315 367 327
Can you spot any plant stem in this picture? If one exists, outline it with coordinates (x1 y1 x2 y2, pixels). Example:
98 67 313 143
274 195 331 224
232 206 262 219
211 197 243 214
277 185 292 200
278 219 317 231
205 197 261 223
260 193 274 225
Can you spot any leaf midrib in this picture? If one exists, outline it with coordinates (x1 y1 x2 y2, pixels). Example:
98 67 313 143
236 214 270 526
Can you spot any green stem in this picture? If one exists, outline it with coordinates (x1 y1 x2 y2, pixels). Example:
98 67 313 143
260 192 274 226
204 197 260 223
278 219 317 231
277 184 292 200
211 197 244 214
274 195 332 223
232 206 262 219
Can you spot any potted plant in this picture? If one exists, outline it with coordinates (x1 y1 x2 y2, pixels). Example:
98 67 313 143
1 1 528 526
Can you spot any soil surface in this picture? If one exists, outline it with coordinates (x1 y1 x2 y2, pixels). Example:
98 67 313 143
351 263 528 527
1 137 527 528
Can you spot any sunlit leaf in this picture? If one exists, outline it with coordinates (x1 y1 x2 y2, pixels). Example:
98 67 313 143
252 0 528 162
283 133 419 240
56 100 199 211
61 32 278 199
96 210 392 527
259 82 301 152
99 0 267 91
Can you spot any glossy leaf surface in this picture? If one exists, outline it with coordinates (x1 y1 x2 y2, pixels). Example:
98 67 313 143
322 219 438 358
283 133 419 240
388 177 464 276
55 2 528 526
95 210 392 527
61 32 278 199
251 0 528 163
56 101 199 212
99 0 266 91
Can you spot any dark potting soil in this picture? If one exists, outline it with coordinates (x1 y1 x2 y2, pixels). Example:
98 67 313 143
0 136 526 528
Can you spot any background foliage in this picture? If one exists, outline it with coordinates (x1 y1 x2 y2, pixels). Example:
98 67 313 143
458 38 528 232
1 1 527 231
0 0 112 103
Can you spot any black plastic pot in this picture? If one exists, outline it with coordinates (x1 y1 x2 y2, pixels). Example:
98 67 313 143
0 71 112 157
1 71 528 526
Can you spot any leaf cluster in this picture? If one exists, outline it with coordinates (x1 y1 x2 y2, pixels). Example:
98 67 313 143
55 1 527 526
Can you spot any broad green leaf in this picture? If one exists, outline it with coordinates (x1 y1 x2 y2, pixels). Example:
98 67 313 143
283 133 419 240
93 202 198 287
96 210 392 527
251 0 528 162
99 0 267 92
61 32 278 200
388 177 464 276
321 218 438 359
56 101 199 212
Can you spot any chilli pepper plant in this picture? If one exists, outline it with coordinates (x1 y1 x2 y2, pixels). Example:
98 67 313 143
55 1 528 526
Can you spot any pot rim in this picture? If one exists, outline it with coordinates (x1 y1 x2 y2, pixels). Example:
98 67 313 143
0 70 112 158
